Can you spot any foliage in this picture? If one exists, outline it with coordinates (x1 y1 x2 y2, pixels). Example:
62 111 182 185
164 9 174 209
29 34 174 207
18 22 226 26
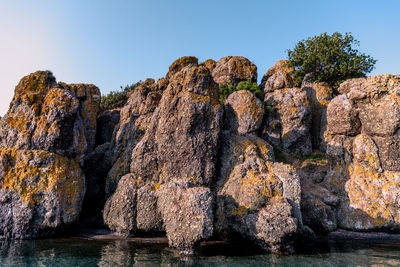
219 83 237 104
296 152 328 166
219 79 262 104
237 79 263 99
100 81 141 111
287 32 377 87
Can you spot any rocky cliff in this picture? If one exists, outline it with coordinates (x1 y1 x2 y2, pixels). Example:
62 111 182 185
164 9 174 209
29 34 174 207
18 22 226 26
0 58 399 255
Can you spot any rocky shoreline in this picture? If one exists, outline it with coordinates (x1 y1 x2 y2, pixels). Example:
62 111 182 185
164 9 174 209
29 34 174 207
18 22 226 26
1 56 400 256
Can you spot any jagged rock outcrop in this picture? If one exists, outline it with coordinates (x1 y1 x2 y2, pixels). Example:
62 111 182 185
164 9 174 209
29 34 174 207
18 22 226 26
304 75 400 231
130 58 223 186
4 58 400 257
105 78 164 197
0 71 100 239
0 71 100 159
212 56 257 87
224 90 264 135
0 148 85 239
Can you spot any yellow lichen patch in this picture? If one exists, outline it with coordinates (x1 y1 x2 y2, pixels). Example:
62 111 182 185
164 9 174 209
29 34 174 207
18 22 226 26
346 164 400 223
14 71 55 114
353 134 381 171
240 169 283 204
0 148 83 210
232 205 249 216
188 85 221 110
4 110 32 133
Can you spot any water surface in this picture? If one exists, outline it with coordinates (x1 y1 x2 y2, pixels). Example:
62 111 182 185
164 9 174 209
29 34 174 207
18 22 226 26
0 239 400 266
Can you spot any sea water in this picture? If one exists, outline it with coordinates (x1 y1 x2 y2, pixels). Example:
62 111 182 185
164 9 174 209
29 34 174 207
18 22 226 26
0 239 399 266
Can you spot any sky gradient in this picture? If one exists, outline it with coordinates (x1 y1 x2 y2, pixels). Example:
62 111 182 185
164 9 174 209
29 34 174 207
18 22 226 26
1 0 399 115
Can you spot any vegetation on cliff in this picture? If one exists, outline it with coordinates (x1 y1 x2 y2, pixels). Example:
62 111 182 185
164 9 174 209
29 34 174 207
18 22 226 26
219 79 262 104
100 81 141 111
287 32 377 87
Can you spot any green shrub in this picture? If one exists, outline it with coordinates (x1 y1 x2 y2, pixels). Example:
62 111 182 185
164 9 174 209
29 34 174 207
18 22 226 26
219 79 262 104
287 32 377 87
237 79 263 99
100 81 141 111
219 83 237 104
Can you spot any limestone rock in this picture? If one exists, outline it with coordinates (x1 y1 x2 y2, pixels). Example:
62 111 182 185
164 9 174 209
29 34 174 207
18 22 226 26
212 56 257 87
224 90 264 135
103 174 138 237
0 148 85 239
260 60 294 94
216 133 302 252
157 180 213 255
0 71 100 159
130 59 222 186
262 87 312 155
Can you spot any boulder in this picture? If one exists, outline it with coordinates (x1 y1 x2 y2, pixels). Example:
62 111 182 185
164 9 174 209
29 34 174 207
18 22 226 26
224 90 264 135
262 87 312 155
103 174 139 237
130 58 223 186
215 133 302 252
212 56 257 87
0 71 100 159
0 148 85 239
157 180 213 255
260 60 294 94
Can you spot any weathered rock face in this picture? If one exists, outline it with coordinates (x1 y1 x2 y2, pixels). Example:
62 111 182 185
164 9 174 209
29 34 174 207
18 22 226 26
103 174 138 237
0 71 101 159
130 58 223 186
260 60 294 94
215 133 302 253
212 56 257 87
0 148 85 239
310 75 400 231
224 90 264 135
105 78 164 197
157 180 213 255
301 76 333 151
136 183 163 231
262 87 312 155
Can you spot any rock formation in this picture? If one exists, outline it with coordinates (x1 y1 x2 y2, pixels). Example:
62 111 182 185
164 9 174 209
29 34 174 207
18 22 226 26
1 58 400 257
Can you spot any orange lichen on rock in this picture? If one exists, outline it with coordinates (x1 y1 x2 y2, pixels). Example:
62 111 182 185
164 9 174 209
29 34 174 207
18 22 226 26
0 148 84 210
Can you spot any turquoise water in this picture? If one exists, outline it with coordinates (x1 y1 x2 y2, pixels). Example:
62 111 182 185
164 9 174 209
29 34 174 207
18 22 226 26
0 239 400 266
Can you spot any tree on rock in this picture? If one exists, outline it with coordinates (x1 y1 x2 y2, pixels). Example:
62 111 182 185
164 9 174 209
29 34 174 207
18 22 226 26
287 32 376 87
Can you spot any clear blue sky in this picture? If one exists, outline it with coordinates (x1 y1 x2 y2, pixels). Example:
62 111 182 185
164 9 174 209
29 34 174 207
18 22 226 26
1 0 399 115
